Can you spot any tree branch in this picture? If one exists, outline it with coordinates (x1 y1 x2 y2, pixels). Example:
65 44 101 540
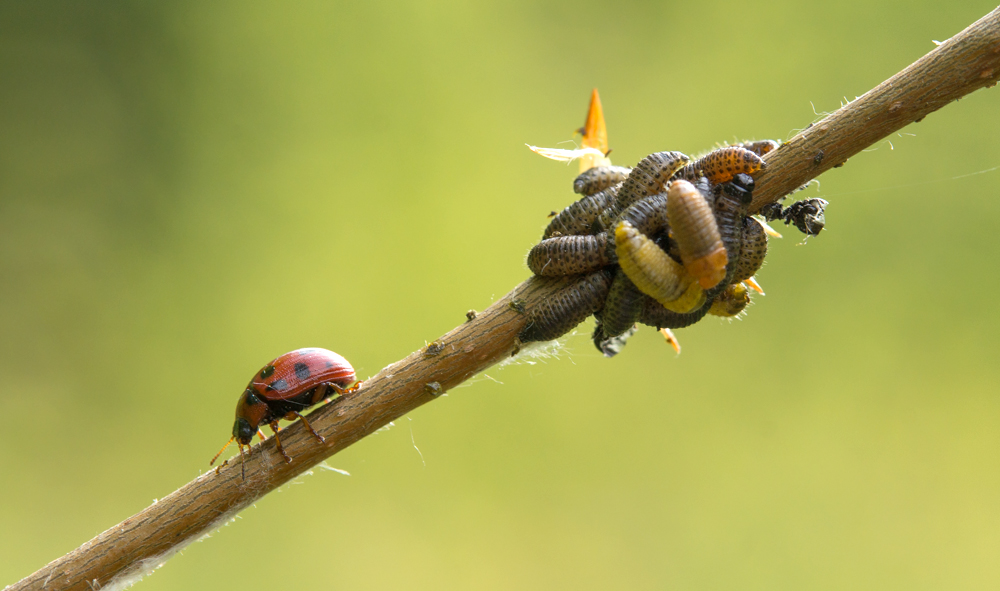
10 7 1000 591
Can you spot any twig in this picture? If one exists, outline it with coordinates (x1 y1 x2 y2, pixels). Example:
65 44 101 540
10 7 1000 591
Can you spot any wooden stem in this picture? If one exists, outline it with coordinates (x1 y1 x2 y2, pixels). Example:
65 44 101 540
750 7 1000 213
10 7 1000 591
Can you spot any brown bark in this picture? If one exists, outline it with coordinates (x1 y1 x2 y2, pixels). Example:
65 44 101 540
10 7 1000 591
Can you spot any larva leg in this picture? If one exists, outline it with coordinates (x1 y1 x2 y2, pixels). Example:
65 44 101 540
527 233 614 277
544 186 619 239
667 179 727 289
573 165 632 196
519 270 614 343
732 216 768 283
673 146 765 184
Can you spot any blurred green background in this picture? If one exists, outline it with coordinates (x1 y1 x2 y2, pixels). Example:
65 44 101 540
2 1 999 589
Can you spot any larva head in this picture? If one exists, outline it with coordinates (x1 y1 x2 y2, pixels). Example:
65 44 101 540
233 388 269 445
709 283 751 317
723 173 755 205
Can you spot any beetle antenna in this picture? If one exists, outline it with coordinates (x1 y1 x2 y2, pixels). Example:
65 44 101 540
210 436 234 466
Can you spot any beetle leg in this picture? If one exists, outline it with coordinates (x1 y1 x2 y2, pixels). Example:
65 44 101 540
256 429 267 442
269 421 292 463
286 411 325 444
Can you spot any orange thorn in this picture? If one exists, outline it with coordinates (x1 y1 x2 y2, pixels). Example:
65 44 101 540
744 277 766 295
659 328 681 355
578 89 610 172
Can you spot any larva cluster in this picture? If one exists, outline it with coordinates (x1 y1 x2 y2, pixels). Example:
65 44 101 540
520 140 808 357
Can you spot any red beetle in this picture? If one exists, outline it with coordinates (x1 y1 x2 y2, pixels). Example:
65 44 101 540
211 348 359 478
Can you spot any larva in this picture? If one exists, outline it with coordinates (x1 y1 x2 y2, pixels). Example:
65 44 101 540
637 294 712 329
519 269 614 343
673 146 765 185
712 173 755 284
667 179 728 289
543 185 619 239
732 216 768 283
595 271 646 340
596 151 688 229
615 193 669 237
708 282 751 317
573 165 632 196
614 220 704 313
527 233 614 277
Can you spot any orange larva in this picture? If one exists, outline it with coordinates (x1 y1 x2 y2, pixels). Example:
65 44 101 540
614 220 705 313
732 216 768 283
527 233 613 277
573 165 632 196
666 179 728 290
708 282 751 317
519 270 614 343
673 146 765 185
543 185 619 239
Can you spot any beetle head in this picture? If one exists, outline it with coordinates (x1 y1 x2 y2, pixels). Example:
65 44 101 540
233 388 269 444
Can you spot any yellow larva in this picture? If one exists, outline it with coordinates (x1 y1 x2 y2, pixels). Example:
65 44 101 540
614 220 704 313
667 179 728 290
708 282 751 317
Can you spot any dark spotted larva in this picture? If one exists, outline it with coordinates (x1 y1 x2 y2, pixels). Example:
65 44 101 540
543 185 619 239
519 270 614 343
739 139 779 157
527 233 614 277
732 216 768 283
637 294 712 330
667 179 727 290
595 271 646 340
708 282 751 317
673 146 765 185
573 165 632 196
614 220 704 313
712 173 755 284
615 193 669 237
595 151 688 229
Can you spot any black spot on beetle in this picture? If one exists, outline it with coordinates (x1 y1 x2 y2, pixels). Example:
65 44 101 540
260 365 276 379
294 362 311 380
269 378 289 392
